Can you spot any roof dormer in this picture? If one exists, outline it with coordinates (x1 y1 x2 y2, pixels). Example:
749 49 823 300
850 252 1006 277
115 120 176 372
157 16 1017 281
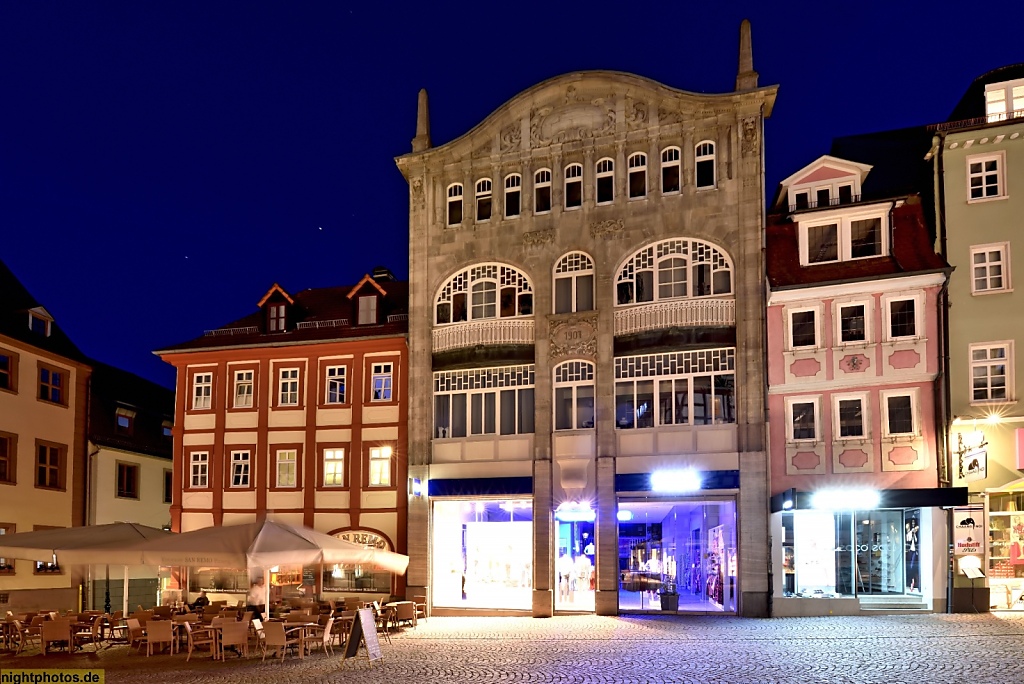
257 283 295 333
780 155 872 212
27 306 53 337
985 77 1024 123
346 273 388 325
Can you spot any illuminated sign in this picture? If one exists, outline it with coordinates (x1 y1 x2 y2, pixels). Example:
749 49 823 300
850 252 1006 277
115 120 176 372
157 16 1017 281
809 488 880 510
338 531 390 550
650 469 702 493
554 501 596 522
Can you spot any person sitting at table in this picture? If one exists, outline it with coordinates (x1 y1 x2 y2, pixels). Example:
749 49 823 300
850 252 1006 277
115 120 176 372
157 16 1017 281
190 591 210 612
246 578 266 621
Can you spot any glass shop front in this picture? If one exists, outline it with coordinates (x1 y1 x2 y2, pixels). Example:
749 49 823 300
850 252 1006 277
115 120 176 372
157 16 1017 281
431 498 534 610
617 498 737 613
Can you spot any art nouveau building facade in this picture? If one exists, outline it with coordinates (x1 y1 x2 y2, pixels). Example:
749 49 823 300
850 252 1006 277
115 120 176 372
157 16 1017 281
397 22 776 617
156 271 409 603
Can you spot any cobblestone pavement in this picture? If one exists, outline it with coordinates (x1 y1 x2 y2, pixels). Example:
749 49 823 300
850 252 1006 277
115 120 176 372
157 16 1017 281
3 613 1024 684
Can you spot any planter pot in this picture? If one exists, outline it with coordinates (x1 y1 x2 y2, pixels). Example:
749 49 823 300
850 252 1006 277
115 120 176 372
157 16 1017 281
660 594 679 611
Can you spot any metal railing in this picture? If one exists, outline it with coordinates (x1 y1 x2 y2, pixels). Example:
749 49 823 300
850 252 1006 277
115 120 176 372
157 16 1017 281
614 298 735 336
930 107 1024 132
432 319 535 352
296 319 348 329
203 326 259 337
788 194 862 213
387 314 408 323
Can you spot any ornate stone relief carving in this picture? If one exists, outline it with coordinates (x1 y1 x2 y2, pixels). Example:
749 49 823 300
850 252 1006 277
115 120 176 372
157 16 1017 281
740 117 759 156
589 218 625 239
625 98 648 128
530 93 616 147
410 177 424 208
499 122 521 153
522 229 555 247
657 105 685 126
471 138 494 159
549 314 599 360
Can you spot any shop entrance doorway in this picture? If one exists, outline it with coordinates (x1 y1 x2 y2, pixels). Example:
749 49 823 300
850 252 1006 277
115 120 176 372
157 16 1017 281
555 520 595 612
617 498 736 613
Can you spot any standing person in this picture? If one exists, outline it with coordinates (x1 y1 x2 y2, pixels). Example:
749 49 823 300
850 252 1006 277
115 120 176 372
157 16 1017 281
246 578 267 621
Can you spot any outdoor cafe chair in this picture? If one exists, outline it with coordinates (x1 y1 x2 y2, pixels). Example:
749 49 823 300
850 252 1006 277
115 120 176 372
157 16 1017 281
306 617 334 657
393 601 416 629
413 595 427 623
106 611 126 643
249 618 265 650
219 621 249 659
183 621 216 662
259 621 299 663
41 619 72 655
240 611 253 625
10 621 39 655
125 618 145 653
139 619 174 656
73 617 104 652
284 612 309 623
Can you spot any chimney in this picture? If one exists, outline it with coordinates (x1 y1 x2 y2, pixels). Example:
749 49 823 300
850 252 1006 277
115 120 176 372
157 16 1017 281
735 19 759 91
372 266 395 282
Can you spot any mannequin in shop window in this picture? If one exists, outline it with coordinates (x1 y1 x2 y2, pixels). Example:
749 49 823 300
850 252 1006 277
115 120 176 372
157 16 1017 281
557 550 573 602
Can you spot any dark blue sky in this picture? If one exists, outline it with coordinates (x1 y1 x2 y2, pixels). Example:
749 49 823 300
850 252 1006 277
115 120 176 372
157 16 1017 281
2 2 1020 389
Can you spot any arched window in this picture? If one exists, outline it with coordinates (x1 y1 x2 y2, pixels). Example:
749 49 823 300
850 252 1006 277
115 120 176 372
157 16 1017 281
447 183 463 226
661 147 681 194
435 263 534 325
564 163 583 209
553 361 595 431
695 141 716 189
553 252 594 314
615 239 733 305
534 169 552 214
596 158 614 204
476 179 492 222
504 174 521 218
628 153 647 199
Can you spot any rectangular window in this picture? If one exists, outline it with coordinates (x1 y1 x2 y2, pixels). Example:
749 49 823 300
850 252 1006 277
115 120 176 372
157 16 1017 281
971 343 1011 402
190 452 209 488
888 299 916 338
116 462 139 499
837 398 864 438
850 217 881 258
192 372 212 410
504 175 521 218
971 243 1010 293
661 149 680 194
371 363 393 401
793 191 809 210
596 174 614 204
35 442 65 489
807 224 839 263
838 184 853 204
534 170 551 213
791 310 817 348
791 401 817 440
234 370 254 408
326 366 346 404
269 303 286 332
0 350 16 393
276 450 297 488
968 154 1004 200
839 304 866 343
115 414 132 434
0 523 14 574
885 395 914 435
368 446 392 487
476 180 492 222
163 470 173 504
358 296 377 325
0 432 16 485
38 365 65 405
278 368 299 406
230 450 250 487
323 448 345 487
565 165 583 209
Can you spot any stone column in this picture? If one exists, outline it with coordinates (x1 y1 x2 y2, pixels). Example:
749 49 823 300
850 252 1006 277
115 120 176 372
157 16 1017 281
532 459 554 617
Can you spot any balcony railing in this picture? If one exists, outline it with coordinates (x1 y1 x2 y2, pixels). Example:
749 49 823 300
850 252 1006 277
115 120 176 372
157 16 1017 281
203 326 259 337
788 194 862 213
387 314 409 323
296 319 348 329
930 107 1024 132
432 319 535 353
614 298 735 336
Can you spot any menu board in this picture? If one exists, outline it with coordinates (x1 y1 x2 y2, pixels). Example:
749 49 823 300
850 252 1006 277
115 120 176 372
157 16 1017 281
342 607 382 664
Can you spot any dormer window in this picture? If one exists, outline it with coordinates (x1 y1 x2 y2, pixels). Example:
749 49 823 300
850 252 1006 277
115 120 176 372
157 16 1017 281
358 296 378 325
985 79 1024 123
799 209 888 266
28 309 52 337
784 156 869 211
115 407 136 435
257 284 295 333
268 304 286 332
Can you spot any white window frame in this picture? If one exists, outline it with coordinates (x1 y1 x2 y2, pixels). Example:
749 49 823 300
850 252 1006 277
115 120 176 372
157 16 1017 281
434 262 535 326
323 448 345 487
785 396 820 443
969 341 1014 404
189 451 209 488
446 183 463 225
787 306 821 350
835 300 872 345
833 392 869 441
880 389 918 439
371 363 393 402
553 251 595 314
985 78 1024 122
358 295 377 325
798 209 889 265
475 178 492 222
971 242 1012 294
230 450 250 488
564 163 583 210
534 169 552 214
278 367 299 406
661 146 681 194
595 157 614 205
883 294 921 341
695 140 716 189
504 174 521 218
233 370 254 408
192 373 212 410
553 361 596 431
276 449 297 488
325 365 347 404
368 446 392 487
268 303 286 332
966 152 1006 203
628 152 647 199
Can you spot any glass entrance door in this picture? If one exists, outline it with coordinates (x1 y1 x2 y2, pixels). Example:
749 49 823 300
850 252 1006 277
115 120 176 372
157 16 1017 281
555 520 595 612
853 510 905 595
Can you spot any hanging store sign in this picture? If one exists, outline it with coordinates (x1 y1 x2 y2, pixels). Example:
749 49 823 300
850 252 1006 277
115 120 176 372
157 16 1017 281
963 448 987 482
953 506 984 556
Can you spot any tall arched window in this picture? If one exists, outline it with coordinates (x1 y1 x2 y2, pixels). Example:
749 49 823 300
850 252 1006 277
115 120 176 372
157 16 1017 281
476 179 492 222
596 158 614 204
504 174 521 218
695 141 716 189
554 361 595 431
447 183 463 225
553 252 594 314
564 163 583 209
661 147 681 194
615 239 733 305
435 263 534 325
628 153 647 199
534 169 552 214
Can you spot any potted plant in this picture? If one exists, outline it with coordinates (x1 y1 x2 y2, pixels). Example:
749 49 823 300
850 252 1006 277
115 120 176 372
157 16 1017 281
658 581 679 612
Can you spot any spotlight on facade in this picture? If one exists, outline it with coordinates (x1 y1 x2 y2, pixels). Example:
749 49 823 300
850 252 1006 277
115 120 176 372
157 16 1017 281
650 469 702 493
986 413 1002 425
410 478 423 497
810 488 880 511
554 501 596 522
617 509 633 522
781 487 796 510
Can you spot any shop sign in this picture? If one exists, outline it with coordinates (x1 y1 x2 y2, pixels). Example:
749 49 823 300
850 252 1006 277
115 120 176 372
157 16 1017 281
963 448 987 482
953 506 984 556
338 530 390 551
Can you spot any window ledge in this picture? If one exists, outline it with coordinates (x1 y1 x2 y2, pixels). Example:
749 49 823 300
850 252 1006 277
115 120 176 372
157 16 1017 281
971 287 1014 296
969 399 1018 408
34 485 67 492
786 439 820 446
967 195 1008 205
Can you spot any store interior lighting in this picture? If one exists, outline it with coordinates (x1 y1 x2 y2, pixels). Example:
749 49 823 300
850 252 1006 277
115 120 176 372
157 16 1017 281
650 469 702 493
809 488 880 510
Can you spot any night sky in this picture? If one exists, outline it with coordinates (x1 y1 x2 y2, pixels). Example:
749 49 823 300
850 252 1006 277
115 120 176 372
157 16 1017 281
1 2 1020 390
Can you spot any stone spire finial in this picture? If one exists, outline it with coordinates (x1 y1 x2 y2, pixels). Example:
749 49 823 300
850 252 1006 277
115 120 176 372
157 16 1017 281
412 88 432 152
735 19 759 91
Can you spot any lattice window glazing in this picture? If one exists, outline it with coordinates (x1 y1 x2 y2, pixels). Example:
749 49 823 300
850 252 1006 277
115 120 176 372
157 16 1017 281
554 361 595 383
555 252 594 274
616 238 732 305
434 365 536 393
435 263 535 325
614 348 735 379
